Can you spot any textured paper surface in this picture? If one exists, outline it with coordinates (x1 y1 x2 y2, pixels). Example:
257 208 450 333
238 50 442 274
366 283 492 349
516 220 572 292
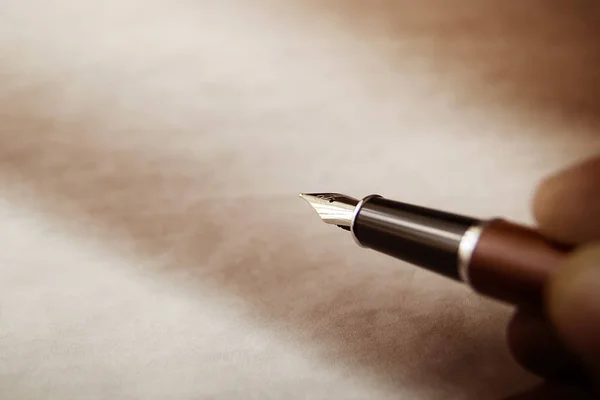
1 1 599 399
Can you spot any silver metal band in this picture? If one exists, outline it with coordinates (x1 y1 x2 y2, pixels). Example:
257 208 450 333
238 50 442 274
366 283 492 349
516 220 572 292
457 222 487 286
350 194 382 247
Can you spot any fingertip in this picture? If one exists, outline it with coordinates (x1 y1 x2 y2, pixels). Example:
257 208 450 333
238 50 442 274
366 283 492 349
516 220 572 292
532 156 600 244
507 308 585 380
547 243 600 377
532 174 558 237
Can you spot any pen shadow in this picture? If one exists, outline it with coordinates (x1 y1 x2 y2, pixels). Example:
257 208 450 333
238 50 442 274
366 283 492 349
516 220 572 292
299 0 600 130
0 105 532 398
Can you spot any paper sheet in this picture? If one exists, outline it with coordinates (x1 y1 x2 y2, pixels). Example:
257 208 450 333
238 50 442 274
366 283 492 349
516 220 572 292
1 1 599 398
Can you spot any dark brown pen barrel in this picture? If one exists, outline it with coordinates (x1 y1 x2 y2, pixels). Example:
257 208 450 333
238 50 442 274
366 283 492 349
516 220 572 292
468 219 571 307
353 196 572 308
353 197 478 281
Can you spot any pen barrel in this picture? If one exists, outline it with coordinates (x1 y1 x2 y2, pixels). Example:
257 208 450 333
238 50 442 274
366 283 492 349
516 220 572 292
468 219 571 307
353 197 478 281
353 196 571 308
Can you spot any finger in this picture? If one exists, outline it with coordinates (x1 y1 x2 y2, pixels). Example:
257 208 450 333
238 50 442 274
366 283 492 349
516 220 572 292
507 308 586 381
502 382 595 400
547 243 600 382
533 155 600 244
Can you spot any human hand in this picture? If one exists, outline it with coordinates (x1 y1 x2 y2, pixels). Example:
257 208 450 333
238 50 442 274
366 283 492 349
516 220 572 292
505 155 600 398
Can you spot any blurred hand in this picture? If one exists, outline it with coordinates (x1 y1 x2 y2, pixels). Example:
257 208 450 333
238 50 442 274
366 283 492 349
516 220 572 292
505 155 600 399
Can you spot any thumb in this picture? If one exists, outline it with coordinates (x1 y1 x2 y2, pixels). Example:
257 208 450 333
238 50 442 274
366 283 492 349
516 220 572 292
547 243 600 383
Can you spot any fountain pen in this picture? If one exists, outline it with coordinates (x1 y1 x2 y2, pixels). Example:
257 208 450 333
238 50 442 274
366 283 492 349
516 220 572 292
299 193 571 308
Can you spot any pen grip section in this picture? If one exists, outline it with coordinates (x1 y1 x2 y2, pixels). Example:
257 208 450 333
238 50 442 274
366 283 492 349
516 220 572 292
468 220 571 307
353 197 477 281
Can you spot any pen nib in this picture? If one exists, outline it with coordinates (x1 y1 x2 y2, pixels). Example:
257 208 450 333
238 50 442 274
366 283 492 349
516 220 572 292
298 193 359 229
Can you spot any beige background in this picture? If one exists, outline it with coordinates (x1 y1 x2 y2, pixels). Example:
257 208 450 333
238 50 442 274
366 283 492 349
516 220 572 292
1 1 599 399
